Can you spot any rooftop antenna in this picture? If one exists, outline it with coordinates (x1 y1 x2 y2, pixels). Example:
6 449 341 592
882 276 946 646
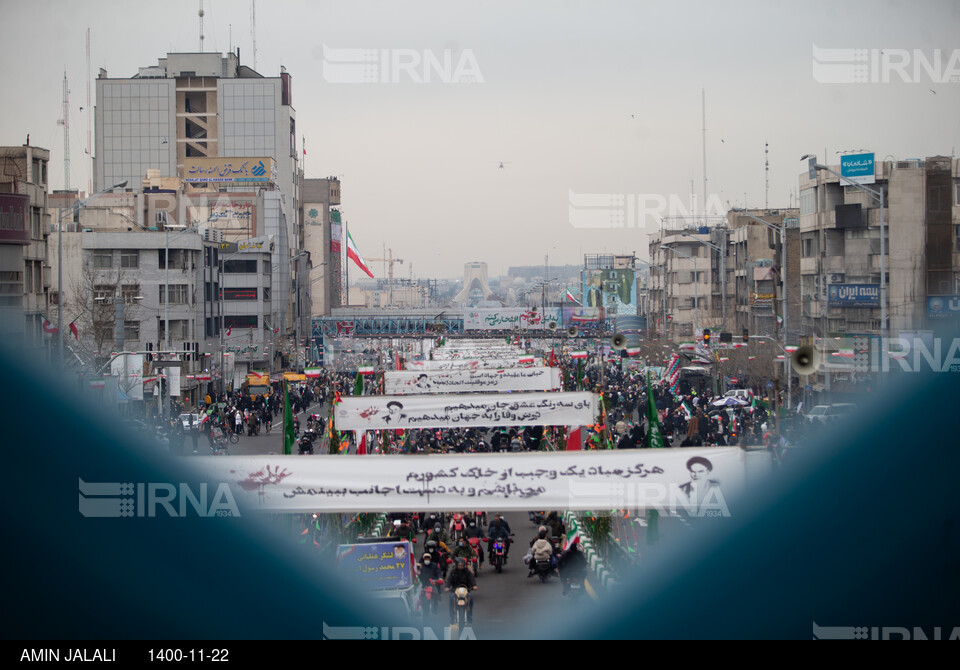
765 142 769 210
86 28 92 195
198 1 205 52
702 88 707 226
251 0 257 71
57 70 70 191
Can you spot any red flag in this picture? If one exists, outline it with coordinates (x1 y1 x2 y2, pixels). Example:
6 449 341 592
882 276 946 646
357 431 367 455
566 426 582 451
69 320 79 340
42 318 58 335
548 349 559 367
226 327 232 337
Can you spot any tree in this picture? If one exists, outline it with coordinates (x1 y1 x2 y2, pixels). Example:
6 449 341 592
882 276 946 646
66 257 136 373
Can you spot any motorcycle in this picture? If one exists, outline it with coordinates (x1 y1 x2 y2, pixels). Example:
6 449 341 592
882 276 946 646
450 514 466 544
563 575 585 600
420 578 444 616
534 558 554 583
467 537 483 573
450 585 471 631
529 511 547 526
484 535 512 574
293 418 300 437
297 431 316 455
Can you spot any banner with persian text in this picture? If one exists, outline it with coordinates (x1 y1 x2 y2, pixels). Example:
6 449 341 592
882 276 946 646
385 367 562 395
405 357 541 371
335 392 597 430
464 308 562 331
195 448 746 513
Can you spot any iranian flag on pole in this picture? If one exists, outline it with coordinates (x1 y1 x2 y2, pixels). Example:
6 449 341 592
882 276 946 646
569 351 588 359
304 367 323 378
357 366 376 375
565 425 582 451
625 346 641 357
346 231 374 278
562 526 580 554
564 289 582 305
42 316 58 335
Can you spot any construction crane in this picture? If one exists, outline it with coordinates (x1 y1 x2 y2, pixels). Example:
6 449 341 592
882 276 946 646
366 247 405 285
366 247 405 307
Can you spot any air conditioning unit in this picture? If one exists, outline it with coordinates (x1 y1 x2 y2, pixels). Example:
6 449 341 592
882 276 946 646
66 223 78 232
896 160 921 169
830 274 844 283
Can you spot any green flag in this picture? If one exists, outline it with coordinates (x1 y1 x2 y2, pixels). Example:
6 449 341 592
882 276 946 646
647 509 660 544
354 371 364 396
576 359 584 391
283 380 295 455
646 372 665 448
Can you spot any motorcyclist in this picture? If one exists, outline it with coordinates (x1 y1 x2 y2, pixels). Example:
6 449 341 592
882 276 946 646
464 518 485 567
448 512 467 541
486 514 512 561
444 557 478 624
528 528 555 578
427 522 451 548
451 537 478 575
545 511 565 539
418 552 443 587
391 519 416 543
558 543 588 595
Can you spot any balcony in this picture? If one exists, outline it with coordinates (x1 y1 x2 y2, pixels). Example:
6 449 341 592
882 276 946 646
800 258 820 275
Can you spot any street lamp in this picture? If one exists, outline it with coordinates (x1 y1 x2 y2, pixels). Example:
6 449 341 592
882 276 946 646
58 180 128 365
813 163 887 349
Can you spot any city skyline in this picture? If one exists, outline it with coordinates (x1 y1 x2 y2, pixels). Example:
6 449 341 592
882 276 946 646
2 0 958 278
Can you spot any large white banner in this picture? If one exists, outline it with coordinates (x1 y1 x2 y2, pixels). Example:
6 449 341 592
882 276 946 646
464 308 562 331
385 367 562 395
432 347 523 359
195 448 746 513
335 392 597 430
405 357 541 371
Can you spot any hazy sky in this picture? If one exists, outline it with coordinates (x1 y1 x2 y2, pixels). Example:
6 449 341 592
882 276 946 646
3 0 958 278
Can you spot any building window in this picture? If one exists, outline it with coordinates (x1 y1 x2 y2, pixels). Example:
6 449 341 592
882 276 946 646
158 249 186 270
158 319 188 341
94 251 113 269
50 291 59 306
120 250 139 268
159 284 188 305
124 320 140 342
955 224 960 253
223 259 258 273
121 284 141 305
94 284 116 302
800 188 817 216
24 261 33 293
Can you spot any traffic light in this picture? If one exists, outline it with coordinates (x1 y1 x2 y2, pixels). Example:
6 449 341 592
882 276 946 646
703 329 711 344
743 328 749 344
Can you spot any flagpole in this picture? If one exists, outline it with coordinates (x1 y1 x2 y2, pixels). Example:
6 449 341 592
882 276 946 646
344 220 349 308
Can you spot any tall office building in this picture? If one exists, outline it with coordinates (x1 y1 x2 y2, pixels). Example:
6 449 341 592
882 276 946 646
93 51 302 343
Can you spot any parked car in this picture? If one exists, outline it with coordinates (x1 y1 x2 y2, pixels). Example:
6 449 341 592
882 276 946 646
723 389 753 400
